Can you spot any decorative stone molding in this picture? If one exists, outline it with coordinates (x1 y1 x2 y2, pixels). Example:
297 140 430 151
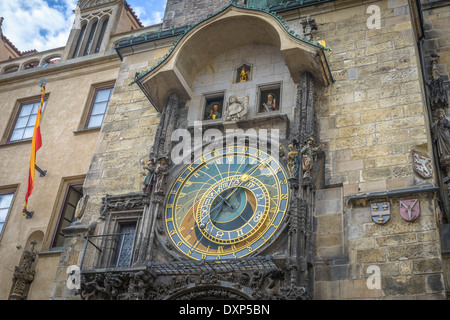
428 54 449 112
78 259 311 300
99 193 149 218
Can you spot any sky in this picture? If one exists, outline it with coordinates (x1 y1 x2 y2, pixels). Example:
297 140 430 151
0 0 168 53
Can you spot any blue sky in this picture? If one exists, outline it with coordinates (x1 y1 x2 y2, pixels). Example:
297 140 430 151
0 0 167 53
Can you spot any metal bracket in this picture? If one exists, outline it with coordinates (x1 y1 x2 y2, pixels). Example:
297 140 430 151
35 164 47 177
23 209 34 219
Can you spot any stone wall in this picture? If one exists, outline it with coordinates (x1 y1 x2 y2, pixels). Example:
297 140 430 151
422 0 450 86
49 48 164 299
162 0 231 29
48 0 448 300
286 0 447 299
421 0 450 298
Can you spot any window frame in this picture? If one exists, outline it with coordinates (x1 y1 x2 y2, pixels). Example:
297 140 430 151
0 188 17 240
84 84 114 130
202 91 225 122
2 95 49 145
50 182 84 249
256 82 282 115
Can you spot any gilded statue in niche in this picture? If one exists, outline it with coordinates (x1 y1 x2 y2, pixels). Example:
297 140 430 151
280 144 299 179
239 66 249 82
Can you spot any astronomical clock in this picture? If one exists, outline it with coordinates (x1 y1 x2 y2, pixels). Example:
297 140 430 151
164 145 289 261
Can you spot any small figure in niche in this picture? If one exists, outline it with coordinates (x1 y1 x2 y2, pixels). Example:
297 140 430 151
142 158 156 195
261 92 277 112
205 102 222 120
432 108 450 158
280 144 299 179
300 137 324 178
239 66 249 82
153 157 170 195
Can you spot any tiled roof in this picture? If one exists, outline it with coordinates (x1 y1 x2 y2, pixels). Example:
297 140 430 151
125 1 144 28
1 34 22 56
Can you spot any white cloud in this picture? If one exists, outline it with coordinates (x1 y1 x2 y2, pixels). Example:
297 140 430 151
0 0 76 52
0 0 168 52
132 6 164 26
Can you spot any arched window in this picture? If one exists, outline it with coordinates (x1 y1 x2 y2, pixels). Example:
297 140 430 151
83 20 98 56
71 23 87 59
45 56 61 65
94 18 109 53
24 61 39 70
3 65 19 74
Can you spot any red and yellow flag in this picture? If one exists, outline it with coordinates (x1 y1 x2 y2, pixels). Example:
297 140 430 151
23 85 45 216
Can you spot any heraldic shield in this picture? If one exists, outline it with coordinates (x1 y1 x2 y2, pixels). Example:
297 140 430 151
412 151 433 179
371 202 391 224
399 199 420 222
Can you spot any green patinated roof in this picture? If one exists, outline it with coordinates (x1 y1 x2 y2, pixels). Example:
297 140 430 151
246 0 333 11
121 1 334 86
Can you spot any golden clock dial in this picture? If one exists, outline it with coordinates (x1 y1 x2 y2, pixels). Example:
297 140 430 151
165 145 289 260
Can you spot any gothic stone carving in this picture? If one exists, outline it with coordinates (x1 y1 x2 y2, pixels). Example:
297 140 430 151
9 240 38 300
78 267 311 300
223 95 249 122
428 54 448 112
100 193 148 218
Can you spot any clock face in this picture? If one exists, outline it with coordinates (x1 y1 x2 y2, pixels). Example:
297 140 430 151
164 145 289 260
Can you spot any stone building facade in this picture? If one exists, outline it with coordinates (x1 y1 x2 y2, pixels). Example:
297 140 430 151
0 0 448 300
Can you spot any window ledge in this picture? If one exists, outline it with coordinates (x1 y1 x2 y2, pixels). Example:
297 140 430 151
0 138 32 148
73 127 101 135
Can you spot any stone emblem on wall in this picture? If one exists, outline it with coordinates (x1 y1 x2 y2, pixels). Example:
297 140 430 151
223 95 249 121
412 151 433 179
399 199 420 222
371 202 390 224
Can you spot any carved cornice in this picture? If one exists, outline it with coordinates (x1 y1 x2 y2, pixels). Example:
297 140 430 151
100 192 149 218
78 263 312 300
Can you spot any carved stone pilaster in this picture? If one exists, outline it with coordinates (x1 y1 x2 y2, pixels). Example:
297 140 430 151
151 92 179 160
291 72 315 147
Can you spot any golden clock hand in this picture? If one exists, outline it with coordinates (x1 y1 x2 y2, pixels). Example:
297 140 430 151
224 160 269 201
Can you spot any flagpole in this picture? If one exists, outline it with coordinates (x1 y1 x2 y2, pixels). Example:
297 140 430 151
23 79 47 219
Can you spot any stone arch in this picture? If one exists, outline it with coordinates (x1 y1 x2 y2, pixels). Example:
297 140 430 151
164 284 253 300
137 5 332 112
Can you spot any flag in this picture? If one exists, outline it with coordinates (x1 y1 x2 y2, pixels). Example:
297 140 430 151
23 85 45 216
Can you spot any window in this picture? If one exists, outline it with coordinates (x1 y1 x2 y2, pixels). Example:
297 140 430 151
9 99 47 142
113 222 137 268
203 93 224 121
83 20 98 56
51 183 83 248
0 192 15 237
24 61 39 70
94 18 109 53
71 23 87 59
4 65 19 74
85 86 113 129
258 84 281 113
